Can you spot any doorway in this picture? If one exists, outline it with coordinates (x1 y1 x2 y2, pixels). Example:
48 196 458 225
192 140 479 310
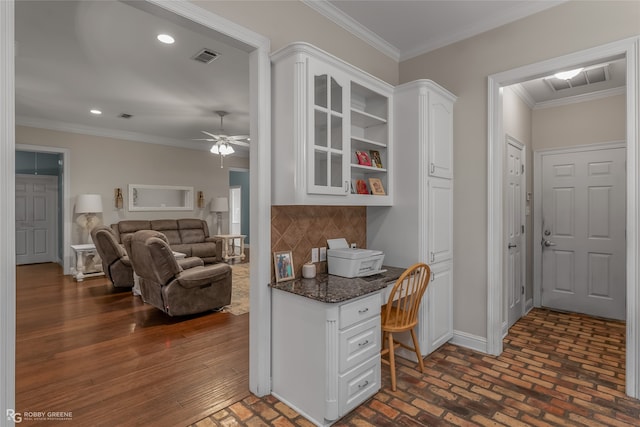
487 37 639 397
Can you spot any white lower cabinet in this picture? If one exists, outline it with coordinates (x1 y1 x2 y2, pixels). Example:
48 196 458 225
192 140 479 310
272 290 382 427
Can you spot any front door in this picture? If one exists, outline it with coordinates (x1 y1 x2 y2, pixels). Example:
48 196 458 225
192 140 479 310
540 146 626 320
506 137 525 329
16 174 58 264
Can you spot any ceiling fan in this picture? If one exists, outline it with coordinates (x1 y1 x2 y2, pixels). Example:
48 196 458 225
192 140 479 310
194 111 249 168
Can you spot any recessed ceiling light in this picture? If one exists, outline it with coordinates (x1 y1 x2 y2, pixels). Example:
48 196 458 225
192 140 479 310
90 109 102 115
157 34 175 44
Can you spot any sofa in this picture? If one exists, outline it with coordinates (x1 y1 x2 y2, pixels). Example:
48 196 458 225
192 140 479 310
111 219 223 264
129 230 232 316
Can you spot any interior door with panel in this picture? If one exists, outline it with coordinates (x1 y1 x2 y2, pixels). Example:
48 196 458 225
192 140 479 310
16 174 57 264
506 138 525 329
308 59 350 196
541 147 626 320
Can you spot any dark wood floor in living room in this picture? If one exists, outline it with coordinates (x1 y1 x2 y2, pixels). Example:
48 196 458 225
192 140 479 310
15 263 250 427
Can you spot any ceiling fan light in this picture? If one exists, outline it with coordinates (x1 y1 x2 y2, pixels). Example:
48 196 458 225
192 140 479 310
210 145 220 154
220 144 235 155
554 68 583 80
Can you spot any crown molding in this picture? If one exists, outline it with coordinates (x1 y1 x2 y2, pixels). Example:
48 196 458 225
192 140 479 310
301 0 400 61
533 86 625 110
509 84 536 109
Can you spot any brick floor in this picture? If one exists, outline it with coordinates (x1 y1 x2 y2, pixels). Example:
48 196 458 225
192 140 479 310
191 308 640 426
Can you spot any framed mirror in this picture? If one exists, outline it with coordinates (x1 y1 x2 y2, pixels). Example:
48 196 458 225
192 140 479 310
128 184 194 211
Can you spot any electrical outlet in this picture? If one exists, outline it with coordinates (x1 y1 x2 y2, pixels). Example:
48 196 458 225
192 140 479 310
311 247 319 263
319 247 327 261
350 243 357 248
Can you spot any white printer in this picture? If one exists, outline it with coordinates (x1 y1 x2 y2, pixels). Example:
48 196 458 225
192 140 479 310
326 238 385 278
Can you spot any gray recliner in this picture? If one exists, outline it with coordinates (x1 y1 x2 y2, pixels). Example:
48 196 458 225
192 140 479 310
90 225 134 288
129 230 232 316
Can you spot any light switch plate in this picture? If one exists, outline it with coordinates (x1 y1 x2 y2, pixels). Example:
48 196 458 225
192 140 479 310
319 247 327 261
311 247 319 263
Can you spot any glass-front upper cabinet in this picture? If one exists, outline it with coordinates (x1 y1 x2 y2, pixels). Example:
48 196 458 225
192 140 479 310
308 62 350 195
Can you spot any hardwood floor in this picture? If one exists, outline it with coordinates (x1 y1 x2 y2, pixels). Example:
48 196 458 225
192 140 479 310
15 263 250 426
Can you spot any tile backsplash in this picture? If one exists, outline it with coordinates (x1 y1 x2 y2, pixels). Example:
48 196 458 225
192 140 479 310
271 205 366 280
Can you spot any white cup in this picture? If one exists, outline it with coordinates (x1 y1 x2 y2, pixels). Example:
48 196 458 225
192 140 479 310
302 262 316 279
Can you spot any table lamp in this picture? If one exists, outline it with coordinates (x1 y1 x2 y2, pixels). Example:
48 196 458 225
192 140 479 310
211 196 228 235
76 194 103 243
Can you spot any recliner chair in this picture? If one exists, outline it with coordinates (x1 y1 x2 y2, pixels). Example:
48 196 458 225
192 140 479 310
129 230 232 316
90 225 134 288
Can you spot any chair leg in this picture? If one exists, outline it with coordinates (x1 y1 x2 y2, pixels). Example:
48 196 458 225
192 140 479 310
388 332 397 391
410 328 425 373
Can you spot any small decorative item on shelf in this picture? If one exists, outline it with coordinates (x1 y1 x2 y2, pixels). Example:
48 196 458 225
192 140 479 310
355 179 369 195
355 150 372 166
370 150 383 168
114 188 123 209
197 191 205 209
274 251 295 282
368 178 385 195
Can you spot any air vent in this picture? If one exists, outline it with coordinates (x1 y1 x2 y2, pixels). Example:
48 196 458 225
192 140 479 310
192 48 220 64
546 64 610 92
118 113 133 119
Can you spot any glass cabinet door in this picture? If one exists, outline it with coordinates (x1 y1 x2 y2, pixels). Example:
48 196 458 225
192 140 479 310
308 65 349 195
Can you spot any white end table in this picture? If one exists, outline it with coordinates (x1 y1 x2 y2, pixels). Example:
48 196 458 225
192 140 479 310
70 244 104 281
215 234 246 262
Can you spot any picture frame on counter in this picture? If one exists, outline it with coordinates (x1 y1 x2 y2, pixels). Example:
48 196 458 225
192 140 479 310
274 251 295 282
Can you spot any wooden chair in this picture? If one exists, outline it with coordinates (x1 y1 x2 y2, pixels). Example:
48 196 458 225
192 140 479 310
380 262 431 391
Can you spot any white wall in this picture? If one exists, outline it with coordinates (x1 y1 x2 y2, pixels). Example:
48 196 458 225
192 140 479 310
16 125 248 243
398 0 640 338
533 94 626 150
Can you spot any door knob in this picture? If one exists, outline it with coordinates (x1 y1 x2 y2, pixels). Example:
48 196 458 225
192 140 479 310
543 240 557 247
508 243 517 249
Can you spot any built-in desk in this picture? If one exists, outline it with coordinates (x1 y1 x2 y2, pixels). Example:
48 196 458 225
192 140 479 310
270 267 403 427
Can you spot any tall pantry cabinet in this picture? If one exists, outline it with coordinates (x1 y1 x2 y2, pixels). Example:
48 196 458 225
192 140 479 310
368 80 457 356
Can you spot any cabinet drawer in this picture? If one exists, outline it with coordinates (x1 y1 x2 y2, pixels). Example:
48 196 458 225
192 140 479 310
339 293 381 329
339 317 380 373
339 356 380 416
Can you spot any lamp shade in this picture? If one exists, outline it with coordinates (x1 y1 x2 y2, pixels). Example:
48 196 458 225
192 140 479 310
76 194 103 214
211 196 228 213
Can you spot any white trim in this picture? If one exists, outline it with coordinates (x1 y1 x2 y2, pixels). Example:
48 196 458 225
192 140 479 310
488 36 640 398
532 141 626 309
301 0 400 61
1 0 16 422
534 86 626 110
16 144 72 274
450 330 487 354
510 84 536 109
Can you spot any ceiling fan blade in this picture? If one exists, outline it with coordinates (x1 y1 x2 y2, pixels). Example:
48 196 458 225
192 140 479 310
227 135 249 141
193 138 215 141
201 130 222 139
229 140 250 148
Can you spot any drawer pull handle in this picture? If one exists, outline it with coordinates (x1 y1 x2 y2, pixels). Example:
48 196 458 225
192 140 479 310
358 308 369 314
358 340 369 347
358 380 369 389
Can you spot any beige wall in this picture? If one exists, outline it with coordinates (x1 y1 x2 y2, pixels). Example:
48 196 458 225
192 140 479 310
503 86 534 304
16 126 248 243
399 0 639 337
532 94 626 150
193 0 399 85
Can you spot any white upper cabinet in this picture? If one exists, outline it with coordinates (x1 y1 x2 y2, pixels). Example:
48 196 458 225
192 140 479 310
272 43 393 206
428 90 455 179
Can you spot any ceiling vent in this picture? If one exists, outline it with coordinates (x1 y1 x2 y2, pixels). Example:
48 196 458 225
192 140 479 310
545 64 610 92
192 48 220 64
118 113 133 119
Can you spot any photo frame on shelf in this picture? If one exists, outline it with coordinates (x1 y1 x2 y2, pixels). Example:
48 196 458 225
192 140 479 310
355 179 369 195
368 178 386 195
369 150 383 168
355 150 372 166
274 251 295 282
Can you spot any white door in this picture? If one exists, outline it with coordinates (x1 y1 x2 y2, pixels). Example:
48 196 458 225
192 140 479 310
229 186 241 235
541 147 626 320
506 138 525 329
16 174 57 265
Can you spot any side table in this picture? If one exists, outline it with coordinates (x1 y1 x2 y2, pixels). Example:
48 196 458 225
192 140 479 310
70 244 104 281
215 234 246 262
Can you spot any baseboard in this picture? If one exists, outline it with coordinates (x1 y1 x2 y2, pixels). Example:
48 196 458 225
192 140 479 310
525 298 534 314
450 330 487 354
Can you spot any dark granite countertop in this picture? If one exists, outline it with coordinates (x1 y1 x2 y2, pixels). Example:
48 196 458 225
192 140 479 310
270 266 405 303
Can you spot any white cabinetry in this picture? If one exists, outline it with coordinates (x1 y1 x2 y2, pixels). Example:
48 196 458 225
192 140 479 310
272 290 382 426
368 79 456 355
272 42 393 206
